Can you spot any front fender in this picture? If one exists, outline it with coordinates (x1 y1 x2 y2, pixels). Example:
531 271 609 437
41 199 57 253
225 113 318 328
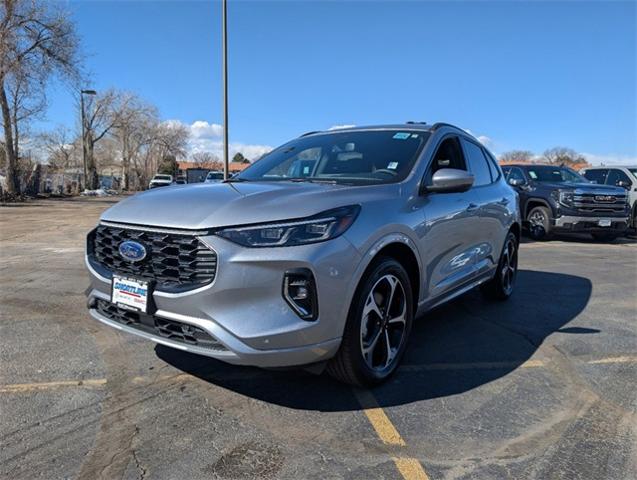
337 231 423 334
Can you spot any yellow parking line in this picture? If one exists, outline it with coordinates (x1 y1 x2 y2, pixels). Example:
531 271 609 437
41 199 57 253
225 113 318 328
353 388 430 480
0 378 107 393
392 457 431 480
587 355 637 364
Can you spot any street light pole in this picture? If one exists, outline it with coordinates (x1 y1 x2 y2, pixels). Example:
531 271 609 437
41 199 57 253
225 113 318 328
80 89 97 190
222 0 229 180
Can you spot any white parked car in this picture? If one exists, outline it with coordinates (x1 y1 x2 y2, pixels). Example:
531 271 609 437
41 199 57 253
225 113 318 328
148 174 173 189
205 171 224 183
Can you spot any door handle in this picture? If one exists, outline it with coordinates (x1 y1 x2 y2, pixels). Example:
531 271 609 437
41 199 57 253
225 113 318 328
467 203 479 212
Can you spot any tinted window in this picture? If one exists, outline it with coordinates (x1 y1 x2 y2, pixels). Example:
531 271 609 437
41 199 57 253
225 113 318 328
430 136 467 173
508 167 526 183
461 139 492 186
239 130 429 185
525 166 585 183
606 169 632 187
502 166 511 177
582 169 608 185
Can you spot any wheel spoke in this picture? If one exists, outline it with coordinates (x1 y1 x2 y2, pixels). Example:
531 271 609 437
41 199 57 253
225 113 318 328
362 328 382 359
385 276 398 314
363 291 382 319
383 329 393 368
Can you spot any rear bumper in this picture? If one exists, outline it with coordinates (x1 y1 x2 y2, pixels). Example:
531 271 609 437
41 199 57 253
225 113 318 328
553 215 629 233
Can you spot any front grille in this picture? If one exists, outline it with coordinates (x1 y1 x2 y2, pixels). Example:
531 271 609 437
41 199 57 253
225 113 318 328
89 224 217 291
573 193 628 214
95 299 227 351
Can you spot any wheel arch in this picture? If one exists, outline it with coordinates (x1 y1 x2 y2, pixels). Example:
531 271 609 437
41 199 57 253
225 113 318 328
346 235 422 322
524 198 554 219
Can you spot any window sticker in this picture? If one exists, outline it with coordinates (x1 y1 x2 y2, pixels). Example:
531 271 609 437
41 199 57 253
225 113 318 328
393 132 411 140
528 171 538 179
387 162 399 170
411 134 419 138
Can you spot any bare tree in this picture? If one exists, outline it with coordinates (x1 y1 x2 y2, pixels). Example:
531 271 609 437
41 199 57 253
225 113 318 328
191 151 218 164
81 90 121 189
111 92 158 190
542 147 587 167
39 125 78 170
0 0 80 194
499 150 534 164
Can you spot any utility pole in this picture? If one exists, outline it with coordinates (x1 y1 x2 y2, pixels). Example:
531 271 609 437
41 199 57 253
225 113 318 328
222 0 229 180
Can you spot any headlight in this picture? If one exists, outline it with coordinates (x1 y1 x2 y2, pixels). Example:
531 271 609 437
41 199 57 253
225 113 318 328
216 205 360 247
557 191 575 207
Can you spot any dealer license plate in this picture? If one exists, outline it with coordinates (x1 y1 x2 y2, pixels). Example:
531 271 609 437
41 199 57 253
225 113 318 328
112 275 149 312
598 219 612 227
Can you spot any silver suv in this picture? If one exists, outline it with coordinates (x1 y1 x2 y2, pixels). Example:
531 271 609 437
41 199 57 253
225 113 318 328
85 123 520 385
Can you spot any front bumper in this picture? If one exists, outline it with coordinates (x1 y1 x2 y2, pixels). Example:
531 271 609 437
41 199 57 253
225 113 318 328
86 234 361 367
553 215 629 233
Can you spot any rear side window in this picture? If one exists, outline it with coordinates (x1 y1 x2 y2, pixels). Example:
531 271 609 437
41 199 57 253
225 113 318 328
582 169 607 185
461 138 492 186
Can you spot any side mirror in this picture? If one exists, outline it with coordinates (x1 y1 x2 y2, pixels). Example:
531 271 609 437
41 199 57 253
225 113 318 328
423 168 474 194
618 180 631 189
508 177 525 187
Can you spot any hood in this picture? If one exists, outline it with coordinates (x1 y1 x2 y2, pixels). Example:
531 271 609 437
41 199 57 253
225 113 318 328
536 181 626 194
101 181 383 230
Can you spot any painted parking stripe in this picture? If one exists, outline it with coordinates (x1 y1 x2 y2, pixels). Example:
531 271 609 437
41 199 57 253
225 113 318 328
353 388 430 480
1 355 635 394
0 379 107 393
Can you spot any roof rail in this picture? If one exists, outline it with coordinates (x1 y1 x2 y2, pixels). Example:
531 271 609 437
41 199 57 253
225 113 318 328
406 121 427 125
299 130 322 137
431 122 461 131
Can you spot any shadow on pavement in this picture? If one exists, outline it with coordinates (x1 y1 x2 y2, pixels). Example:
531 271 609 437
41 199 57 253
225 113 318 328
157 269 593 411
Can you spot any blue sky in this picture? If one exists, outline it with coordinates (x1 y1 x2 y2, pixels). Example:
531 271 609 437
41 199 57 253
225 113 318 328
42 0 636 163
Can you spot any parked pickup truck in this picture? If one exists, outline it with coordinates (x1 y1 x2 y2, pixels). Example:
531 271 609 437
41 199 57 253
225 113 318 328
148 174 173 189
580 165 637 231
502 164 630 241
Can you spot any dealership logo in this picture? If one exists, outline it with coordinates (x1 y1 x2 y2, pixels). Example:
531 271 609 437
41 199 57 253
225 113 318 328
594 195 615 202
118 240 147 262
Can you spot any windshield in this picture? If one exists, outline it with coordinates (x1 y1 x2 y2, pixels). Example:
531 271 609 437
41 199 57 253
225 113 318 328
154 175 172 181
207 172 224 180
525 166 586 183
237 130 429 185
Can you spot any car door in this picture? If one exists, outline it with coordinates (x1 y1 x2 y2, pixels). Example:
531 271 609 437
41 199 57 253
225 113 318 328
461 138 506 274
418 135 483 301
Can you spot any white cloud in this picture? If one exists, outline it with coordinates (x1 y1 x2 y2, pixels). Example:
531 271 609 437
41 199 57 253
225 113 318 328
171 120 272 161
190 120 223 139
464 129 495 150
581 153 637 167
328 124 356 130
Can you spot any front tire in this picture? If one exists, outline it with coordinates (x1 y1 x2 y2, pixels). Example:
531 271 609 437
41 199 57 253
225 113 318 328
327 257 413 386
527 206 552 240
481 231 518 301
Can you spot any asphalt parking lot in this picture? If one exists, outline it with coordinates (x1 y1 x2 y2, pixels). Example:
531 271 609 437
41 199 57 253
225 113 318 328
1 196 636 480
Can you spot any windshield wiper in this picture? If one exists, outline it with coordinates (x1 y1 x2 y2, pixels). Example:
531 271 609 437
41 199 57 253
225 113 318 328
286 178 339 184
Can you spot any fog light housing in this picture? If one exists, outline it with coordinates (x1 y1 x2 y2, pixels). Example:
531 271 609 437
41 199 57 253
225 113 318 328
283 269 318 321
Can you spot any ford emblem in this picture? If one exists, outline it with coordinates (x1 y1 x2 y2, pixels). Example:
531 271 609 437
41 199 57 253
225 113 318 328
118 240 147 262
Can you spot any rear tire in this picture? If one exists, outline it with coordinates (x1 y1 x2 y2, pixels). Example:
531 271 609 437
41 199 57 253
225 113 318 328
327 257 413 387
527 206 552 240
481 232 518 301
